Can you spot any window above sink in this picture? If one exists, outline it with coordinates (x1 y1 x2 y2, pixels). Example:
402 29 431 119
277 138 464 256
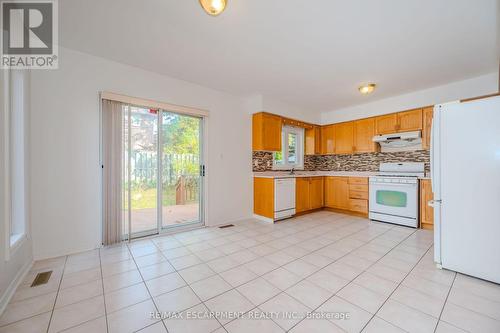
273 125 304 170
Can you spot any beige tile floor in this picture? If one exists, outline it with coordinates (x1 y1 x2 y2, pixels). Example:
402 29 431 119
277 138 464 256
1 211 500 333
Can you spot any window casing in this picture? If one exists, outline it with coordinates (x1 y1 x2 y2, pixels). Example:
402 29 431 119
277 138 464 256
273 126 304 170
3 69 28 256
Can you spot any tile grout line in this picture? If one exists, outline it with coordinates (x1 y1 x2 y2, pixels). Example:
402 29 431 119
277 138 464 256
141 214 371 330
432 273 457 333
193 218 403 330
0 215 380 331
357 244 437 332
6 214 424 333
98 247 110 333
284 224 421 332
125 242 168 333
148 232 228 333
46 255 68 333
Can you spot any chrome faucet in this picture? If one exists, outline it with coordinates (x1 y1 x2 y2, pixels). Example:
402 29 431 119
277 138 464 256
289 168 295 175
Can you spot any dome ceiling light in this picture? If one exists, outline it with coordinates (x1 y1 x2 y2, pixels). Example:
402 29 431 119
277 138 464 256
199 0 227 16
358 83 376 95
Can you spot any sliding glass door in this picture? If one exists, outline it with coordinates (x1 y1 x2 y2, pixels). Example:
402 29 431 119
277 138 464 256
122 106 204 239
161 112 202 229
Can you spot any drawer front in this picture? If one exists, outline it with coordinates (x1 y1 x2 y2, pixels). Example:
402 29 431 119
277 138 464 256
348 177 368 185
349 199 368 213
349 190 368 200
349 184 368 192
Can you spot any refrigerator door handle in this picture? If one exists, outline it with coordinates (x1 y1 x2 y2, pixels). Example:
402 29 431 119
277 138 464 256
430 107 436 191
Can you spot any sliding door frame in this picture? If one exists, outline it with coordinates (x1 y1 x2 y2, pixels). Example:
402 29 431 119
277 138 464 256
99 93 208 244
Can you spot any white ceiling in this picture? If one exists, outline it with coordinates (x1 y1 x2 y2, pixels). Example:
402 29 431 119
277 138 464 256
59 0 499 112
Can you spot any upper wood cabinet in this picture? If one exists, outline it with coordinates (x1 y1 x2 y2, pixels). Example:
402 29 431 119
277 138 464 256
305 126 321 155
375 114 399 135
375 109 423 135
321 125 335 154
398 109 423 132
420 179 434 229
324 176 349 210
353 118 378 153
422 107 433 150
252 112 282 151
334 122 354 154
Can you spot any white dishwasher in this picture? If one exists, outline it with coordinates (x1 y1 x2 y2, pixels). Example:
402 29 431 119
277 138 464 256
274 178 296 220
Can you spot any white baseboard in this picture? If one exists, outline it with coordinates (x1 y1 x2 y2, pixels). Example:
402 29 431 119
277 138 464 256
252 214 274 224
0 259 33 316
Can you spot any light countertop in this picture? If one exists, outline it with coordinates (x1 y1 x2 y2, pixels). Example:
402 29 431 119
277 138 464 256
254 171 431 179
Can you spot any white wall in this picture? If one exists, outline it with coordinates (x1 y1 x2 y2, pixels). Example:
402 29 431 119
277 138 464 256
244 94 321 124
321 72 499 124
30 47 254 260
0 70 33 313
261 96 320 124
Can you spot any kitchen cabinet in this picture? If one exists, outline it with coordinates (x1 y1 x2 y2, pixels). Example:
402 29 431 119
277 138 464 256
295 177 311 213
375 114 399 135
375 109 423 135
254 177 274 219
349 199 368 213
422 106 433 150
305 126 321 155
398 109 423 132
348 177 369 214
324 177 349 209
296 177 324 213
252 112 282 151
353 118 378 153
310 177 324 209
321 125 335 154
420 179 434 229
334 122 354 154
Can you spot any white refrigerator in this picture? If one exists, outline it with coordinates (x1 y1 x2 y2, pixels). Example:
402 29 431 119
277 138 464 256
431 95 500 284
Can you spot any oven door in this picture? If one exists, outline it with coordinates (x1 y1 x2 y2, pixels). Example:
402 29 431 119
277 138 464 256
369 181 418 219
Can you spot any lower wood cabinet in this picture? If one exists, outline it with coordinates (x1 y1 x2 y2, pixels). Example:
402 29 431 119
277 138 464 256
296 178 310 213
348 199 368 213
254 177 274 219
324 177 349 210
420 179 434 229
296 177 324 213
325 176 369 215
310 177 324 209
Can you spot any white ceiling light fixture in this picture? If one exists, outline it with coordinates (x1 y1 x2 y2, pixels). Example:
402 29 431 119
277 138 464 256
359 83 376 95
199 0 227 16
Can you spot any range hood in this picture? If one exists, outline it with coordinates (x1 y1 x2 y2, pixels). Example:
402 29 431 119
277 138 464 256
372 131 422 152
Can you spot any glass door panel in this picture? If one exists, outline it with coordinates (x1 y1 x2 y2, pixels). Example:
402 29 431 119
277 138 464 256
129 106 159 236
161 112 202 228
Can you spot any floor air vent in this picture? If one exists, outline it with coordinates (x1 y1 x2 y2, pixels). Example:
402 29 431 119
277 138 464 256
219 224 235 229
31 271 52 287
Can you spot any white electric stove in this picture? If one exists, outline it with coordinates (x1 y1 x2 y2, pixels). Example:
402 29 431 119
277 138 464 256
369 162 425 228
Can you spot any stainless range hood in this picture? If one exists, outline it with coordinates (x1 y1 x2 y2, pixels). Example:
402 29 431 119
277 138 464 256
372 131 422 152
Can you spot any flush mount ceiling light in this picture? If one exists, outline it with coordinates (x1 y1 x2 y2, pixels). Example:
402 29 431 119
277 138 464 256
199 0 227 16
358 83 376 95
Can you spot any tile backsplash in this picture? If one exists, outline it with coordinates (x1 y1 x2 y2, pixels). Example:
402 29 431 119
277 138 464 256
252 150 430 172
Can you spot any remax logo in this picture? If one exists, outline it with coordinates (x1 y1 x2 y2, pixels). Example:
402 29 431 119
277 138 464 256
1 0 58 69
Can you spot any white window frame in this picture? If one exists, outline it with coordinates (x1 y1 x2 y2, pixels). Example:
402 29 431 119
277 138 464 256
273 126 304 170
3 69 28 260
